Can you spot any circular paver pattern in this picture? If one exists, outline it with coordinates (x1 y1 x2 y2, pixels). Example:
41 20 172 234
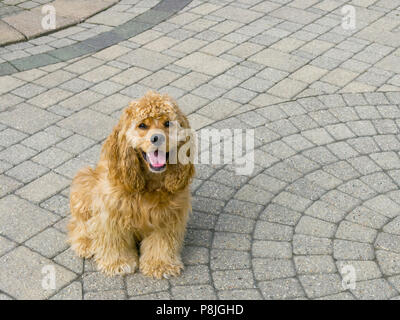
185 92 400 300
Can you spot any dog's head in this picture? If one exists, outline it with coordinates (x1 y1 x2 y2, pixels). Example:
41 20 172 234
102 91 195 193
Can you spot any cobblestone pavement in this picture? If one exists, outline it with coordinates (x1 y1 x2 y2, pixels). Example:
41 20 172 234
0 0 400 300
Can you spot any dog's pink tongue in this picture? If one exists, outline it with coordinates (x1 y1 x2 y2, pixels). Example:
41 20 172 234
147 150 166 168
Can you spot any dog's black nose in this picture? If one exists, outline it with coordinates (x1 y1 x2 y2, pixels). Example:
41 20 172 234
150 134 165 146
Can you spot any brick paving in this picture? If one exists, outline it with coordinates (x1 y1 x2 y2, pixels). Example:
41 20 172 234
0 0 400 300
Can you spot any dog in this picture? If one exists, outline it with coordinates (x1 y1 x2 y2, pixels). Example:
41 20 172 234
67 91 195 278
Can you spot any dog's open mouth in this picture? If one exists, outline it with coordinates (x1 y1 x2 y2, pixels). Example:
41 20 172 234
142 149 169 172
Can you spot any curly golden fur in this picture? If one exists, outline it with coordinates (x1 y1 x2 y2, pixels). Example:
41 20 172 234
67 91 195 278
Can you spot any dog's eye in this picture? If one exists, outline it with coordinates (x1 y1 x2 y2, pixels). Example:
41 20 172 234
164 121 170 128
138 123 147 129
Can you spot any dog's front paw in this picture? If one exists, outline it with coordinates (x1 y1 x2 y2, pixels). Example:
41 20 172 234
96 255 138 276
140 258 183 279
70 238 93 259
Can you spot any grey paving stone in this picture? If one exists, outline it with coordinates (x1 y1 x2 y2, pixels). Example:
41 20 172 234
374 134 400 151
184 228 212 247
212 269 254 290
15 172 70 203
32 147 73 169
333 240 374 260
254 221 293 241
209 169 248 189
50 281 82 300
260 203 301 226
337 260 382 282
6 160 49 183
0 246 76 299
375 233 400 254
131 291 171 300
253 258 296 281
293 234 333 255
215 214 254 234
351 279 398 300
320 190 360 212
25 227 68 258
286 177 326 200
11 83 46 99
305 201 346 224
40 195 70 217
336 221 377 243
181 246 209 266
283 155 319 174
84 290 126 300
383 216 400 236
21 131 63 151
171 285 216 300
296 216 336 238
234 184 274 206
259 278 305 300
210 249 250 271
126 273 169 296
56 134 96 155
187 211 217 230
170 265 210 285
272 191 312 212
299 274 344 299
83 272 124 292
0 236 16 257
212 232 251 251
118 48 174 71
0 144 38 167
218 289 262 300
0 175 23 198
59 78 93 93
58 109 117 141
53 248 83 275
0 103 61 134
315 292 355 300
364 195 400 218
252 240 292 259
0 128 27 147
338 180 376 200
347 155 380 175
55 158 92 179
346 206 388 230
0 195 58 242
294 255 336 275
223 199 263 219
11 54 60 72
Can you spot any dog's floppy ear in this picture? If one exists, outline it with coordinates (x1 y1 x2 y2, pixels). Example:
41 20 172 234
102 109 145 192
164 160 195 194
164 111 195 193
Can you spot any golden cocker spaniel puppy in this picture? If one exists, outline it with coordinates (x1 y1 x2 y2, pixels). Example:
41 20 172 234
68 91 195 278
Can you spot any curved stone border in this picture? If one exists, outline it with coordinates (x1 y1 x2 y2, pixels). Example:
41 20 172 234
0 0 193 76
0 0 118 46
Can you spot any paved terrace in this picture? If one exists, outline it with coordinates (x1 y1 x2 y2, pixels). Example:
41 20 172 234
1 0 400 300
